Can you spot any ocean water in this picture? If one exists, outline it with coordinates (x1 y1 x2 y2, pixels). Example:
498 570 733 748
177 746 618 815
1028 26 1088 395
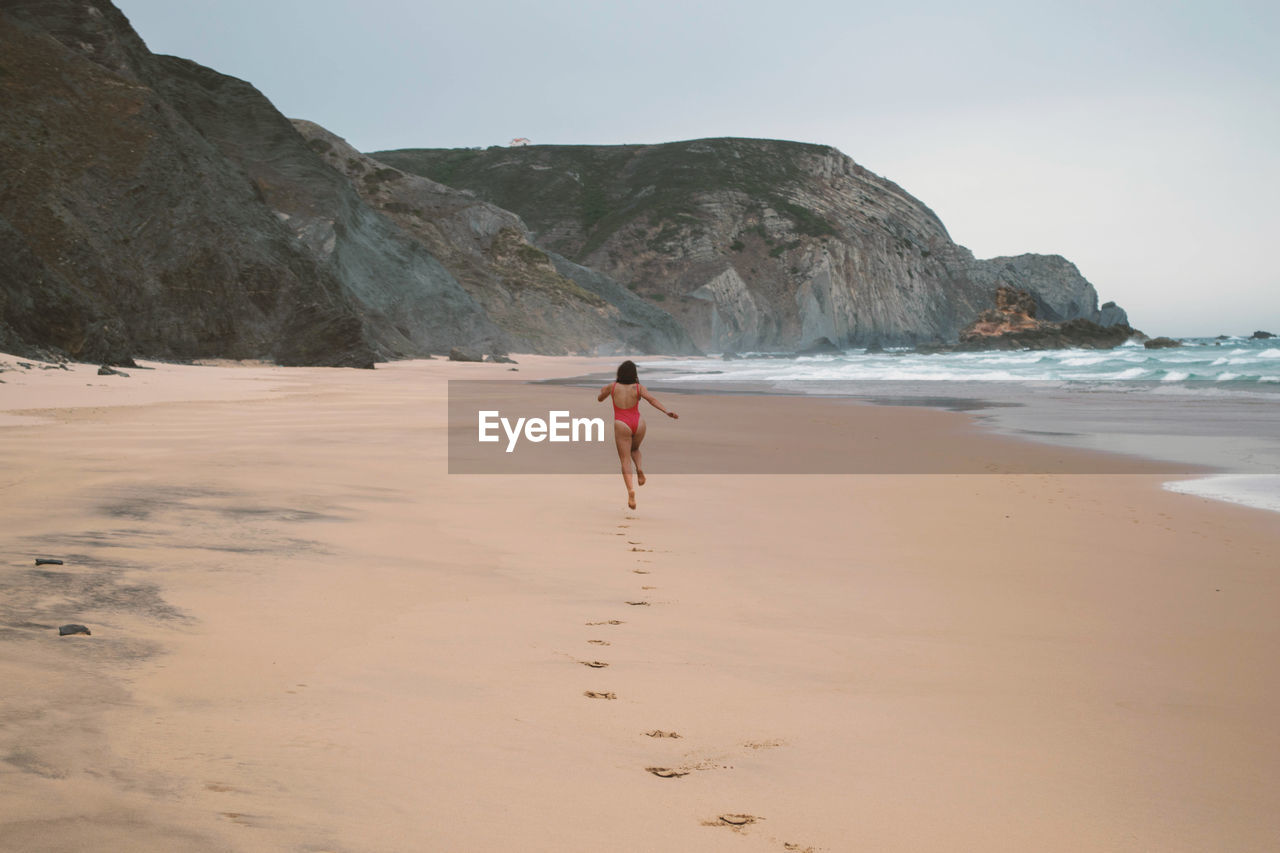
636 336 1280 513
646 337 1280 385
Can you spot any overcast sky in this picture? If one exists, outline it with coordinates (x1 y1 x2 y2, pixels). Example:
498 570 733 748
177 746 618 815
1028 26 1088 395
115 0 1279 336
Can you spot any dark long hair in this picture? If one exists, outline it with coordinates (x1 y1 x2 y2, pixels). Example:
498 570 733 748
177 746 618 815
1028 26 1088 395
616 360 638 385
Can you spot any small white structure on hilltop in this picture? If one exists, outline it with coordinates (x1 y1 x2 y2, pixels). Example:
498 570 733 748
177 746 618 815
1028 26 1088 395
509 137 531 147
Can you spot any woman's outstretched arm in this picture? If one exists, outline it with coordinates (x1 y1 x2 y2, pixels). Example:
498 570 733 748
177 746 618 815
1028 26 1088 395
639 385 678 419
597 383 613 402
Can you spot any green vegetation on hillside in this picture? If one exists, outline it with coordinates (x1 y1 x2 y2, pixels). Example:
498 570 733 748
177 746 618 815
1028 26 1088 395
371 138 838 261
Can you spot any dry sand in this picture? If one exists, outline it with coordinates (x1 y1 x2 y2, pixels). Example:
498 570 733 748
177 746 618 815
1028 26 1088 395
1 354 1278 852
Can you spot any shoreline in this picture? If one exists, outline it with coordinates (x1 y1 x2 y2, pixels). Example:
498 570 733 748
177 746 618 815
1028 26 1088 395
3 354 1280 850
6 350 1277 511
611 364 1280 514
5 350 1277 513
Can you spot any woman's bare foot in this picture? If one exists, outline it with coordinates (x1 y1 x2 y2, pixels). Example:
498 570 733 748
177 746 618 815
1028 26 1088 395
636 469 646 486
627 490 637 510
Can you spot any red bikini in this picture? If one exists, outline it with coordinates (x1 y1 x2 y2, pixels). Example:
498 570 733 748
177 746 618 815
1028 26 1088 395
611 382 641 433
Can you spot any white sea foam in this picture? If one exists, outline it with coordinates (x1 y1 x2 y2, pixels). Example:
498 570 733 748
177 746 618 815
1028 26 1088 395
648 338 1280 387
1164 475 1280 514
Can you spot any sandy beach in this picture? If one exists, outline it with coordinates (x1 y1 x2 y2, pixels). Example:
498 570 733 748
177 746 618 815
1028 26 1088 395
2 354 1278 852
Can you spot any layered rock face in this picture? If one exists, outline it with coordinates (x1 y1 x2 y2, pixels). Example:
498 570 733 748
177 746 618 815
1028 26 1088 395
0 0 691 364
374 140 1129 351
292 122 695 355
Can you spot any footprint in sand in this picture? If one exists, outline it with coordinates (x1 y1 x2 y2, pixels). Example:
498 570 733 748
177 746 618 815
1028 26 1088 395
742 739 785 750
579 660 609 668
584 691 616 700
641 585 656 590
627 540 642 545
220 812 265 827
625 601 650 606
644 730 682 738
632 569 650 574
702 814 763 829
588 639 610 646
585 620 624 626
630 547 653 552
648 757 732 778
205 782 238 793
646 766 690 778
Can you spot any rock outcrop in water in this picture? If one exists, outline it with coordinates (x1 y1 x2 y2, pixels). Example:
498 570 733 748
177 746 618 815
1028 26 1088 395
371 141 1131 352
936 286 1137 351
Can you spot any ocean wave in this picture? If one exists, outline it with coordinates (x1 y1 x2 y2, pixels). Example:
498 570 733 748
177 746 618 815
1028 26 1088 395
1164 475 1280 514
645 345 1280 387
1059 355 1112 366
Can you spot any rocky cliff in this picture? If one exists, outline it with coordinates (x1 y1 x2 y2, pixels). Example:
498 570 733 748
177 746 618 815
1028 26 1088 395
1 0 382 364
373 140 1129 351
292 121 695 355
0 0 691 364
1 0 1127 364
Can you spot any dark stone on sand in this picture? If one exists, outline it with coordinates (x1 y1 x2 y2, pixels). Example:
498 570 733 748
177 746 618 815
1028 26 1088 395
721 351 740 360
58 624 91 636
97 365 129 376
1251 330 1275 339
486 353 516 364
449 347 483 362
1144 337 1182 349
796 336 841 355
507 367 518 371
35 558 64 566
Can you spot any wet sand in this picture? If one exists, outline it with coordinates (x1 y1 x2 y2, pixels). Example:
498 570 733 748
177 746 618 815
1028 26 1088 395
2 354 1278 851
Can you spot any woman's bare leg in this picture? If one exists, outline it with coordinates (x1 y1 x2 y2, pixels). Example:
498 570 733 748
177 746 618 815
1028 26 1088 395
631 418 647 486
614 421 636 508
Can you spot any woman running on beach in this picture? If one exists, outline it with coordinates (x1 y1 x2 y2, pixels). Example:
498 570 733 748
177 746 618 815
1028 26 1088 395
598 360 678 509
